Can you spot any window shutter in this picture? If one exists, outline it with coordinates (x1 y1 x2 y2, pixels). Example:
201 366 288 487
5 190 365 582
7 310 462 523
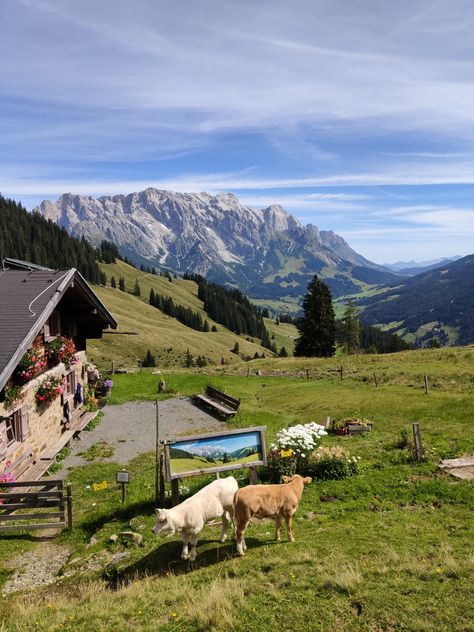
0 422 7 456
19 406 29 441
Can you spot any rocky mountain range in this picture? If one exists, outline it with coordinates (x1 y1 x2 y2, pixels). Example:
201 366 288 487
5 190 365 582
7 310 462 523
36 188 397 302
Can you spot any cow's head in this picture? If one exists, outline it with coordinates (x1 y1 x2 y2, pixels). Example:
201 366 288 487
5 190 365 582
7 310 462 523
152 508 174 535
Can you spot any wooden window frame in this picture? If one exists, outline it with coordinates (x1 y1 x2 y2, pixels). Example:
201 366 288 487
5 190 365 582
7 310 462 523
0 406 29 457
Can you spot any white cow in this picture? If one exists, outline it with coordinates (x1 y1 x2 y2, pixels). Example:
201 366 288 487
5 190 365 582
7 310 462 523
152 476 238 561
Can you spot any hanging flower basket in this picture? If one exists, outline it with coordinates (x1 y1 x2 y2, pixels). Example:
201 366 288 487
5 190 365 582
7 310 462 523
35 376 66 405
3 385 25 410
16 347 48 382
46 336 78 369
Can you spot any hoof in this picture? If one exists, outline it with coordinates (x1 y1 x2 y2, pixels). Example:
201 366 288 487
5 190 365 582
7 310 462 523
220 535 227 543
181 554 190 560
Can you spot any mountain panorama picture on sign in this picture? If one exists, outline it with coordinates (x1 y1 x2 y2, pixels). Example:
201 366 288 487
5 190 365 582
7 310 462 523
164 427 267 479
1 1 474 630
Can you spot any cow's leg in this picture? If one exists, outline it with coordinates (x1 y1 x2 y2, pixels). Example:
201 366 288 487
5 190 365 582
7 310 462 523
235 515 249 556
275 514 282 541
181 533 190 560
220 510 230 543
189 532 199 562
284 510 296 542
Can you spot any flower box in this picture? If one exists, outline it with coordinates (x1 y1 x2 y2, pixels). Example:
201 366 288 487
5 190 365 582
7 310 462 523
347 423 372 434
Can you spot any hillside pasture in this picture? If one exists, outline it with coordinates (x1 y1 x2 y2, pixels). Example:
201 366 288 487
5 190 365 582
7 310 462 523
0 348 473 631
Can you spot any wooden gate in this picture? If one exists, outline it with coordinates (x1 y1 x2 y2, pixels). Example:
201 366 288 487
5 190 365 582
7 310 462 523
0 479 72 533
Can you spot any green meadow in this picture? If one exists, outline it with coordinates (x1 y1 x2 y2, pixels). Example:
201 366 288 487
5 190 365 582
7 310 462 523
0 348 473 631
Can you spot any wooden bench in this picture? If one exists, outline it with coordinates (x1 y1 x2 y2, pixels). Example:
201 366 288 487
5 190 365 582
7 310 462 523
194 386 240 418
4 450 35 481
40 411 98 461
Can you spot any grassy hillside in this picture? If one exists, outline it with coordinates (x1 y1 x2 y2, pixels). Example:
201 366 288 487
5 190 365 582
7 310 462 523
357 255 474 346
88 260 297 368
1 347 473 631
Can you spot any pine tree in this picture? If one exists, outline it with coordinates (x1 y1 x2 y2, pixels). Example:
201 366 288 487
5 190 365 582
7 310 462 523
294 275 336 357
142 349 156 367
279 346 289 357
134 279 141 297
184 349 194 368
342 299 360 355
111 276 116 288
118 277 126 292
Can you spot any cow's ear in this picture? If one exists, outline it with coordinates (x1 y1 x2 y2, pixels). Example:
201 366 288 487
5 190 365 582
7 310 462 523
155 509 160 513
281 475 290 483
303 477 312 485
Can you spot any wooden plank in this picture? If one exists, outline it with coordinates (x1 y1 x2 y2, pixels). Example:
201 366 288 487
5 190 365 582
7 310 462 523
0 522 66 533
41 431 75 460
439 457 474 469
0 480 63 488
195 394 237 415
0 491 63 500
205 386 240 407
66 484 73 530
0 512 64 522
0 500 61 511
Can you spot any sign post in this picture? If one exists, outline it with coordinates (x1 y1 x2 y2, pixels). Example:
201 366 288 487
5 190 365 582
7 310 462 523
116 470 131 503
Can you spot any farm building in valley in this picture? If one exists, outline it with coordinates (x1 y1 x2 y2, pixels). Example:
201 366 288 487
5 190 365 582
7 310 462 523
0 258 117 481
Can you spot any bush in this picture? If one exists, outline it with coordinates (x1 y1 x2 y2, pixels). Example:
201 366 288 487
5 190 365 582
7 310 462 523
303 446 359 480
264 445 360 482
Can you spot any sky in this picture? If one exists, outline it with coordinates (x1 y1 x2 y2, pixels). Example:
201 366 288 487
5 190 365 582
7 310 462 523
1 0 474 264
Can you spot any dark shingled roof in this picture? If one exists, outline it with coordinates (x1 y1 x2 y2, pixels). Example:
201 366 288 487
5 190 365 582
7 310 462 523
0 266 117 392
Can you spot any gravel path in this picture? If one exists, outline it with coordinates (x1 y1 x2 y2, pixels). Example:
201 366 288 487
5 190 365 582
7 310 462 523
61 397 225 470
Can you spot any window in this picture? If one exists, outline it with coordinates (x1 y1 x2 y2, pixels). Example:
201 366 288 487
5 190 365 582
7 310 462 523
66 371 76 395
0 407 29 457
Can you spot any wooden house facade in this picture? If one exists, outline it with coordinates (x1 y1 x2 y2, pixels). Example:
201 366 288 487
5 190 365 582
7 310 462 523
0 259 116 481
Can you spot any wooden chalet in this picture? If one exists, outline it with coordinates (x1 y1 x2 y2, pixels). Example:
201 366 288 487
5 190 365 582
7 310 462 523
0 259 117 481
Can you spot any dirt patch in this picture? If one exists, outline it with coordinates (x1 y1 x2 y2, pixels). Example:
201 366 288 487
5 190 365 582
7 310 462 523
59 397 225 471
2 542 71 594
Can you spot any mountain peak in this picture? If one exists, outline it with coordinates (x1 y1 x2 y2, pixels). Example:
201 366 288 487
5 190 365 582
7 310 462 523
35 188 386 300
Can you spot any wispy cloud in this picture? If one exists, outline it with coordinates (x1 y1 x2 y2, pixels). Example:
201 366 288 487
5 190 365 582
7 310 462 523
2 0 474 262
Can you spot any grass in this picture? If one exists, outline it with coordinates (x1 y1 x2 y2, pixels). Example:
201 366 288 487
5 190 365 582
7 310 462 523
87 259 280 369
1 348 474 630
79 441 115 461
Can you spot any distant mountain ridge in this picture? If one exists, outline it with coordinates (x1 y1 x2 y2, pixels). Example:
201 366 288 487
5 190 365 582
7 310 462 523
358 255 474 346
35 188 397 301
384 256 462 275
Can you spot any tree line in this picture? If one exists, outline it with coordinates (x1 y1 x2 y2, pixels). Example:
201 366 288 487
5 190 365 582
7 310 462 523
149 287 211 332
184 273 272 350
0 194 106 282
295 275 412 357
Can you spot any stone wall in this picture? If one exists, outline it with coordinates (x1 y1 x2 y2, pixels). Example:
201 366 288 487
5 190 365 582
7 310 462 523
0 351 88 475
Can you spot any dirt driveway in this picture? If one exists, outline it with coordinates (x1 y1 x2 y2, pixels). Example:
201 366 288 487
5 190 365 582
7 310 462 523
60 397 225 470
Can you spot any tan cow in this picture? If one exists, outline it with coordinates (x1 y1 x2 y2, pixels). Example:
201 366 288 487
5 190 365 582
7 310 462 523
233 474 312 556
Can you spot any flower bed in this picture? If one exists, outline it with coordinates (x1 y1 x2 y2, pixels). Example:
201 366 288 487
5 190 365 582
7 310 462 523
0 472 16 504
266 422 327 481
35 376 66 405
16 347 48 382
45 336 78 369
3 386 25 410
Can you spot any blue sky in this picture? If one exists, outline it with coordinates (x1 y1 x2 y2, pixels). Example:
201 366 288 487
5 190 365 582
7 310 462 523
1 0 474 263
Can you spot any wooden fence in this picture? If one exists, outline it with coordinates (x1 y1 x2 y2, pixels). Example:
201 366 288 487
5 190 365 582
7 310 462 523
0 479 72 533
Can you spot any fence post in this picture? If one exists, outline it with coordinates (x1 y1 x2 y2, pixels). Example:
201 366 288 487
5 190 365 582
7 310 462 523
66 483 73 530
171 479 180 506
412 423 424 461
373 372 378 387
339 366 344 381
424 375 429 395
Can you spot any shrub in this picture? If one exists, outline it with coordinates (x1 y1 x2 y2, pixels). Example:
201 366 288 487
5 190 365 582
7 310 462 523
303 446 360 480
